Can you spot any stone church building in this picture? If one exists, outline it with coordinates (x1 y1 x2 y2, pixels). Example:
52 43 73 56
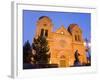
33 16 87 67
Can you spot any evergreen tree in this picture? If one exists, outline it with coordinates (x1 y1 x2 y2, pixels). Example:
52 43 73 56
32 35 50 64
23 40 32 63
74 50 81 66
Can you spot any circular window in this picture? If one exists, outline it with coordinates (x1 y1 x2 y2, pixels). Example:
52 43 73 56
43 23 47 26
59 40 66 48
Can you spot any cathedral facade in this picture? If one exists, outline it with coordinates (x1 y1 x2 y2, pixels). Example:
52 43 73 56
33 16 87 67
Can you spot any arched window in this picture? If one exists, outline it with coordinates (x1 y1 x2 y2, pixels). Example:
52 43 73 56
40 29 44 36
45 30 48 37
75 35 81 41
78 35 80 41
78 35 81 41
75 35 77 41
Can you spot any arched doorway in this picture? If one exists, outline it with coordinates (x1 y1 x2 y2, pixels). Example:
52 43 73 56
59 55 66 67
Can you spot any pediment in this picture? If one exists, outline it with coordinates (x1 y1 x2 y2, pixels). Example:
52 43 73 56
55 25 71 36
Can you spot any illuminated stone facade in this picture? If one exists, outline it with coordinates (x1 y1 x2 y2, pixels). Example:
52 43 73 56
34 16 87 67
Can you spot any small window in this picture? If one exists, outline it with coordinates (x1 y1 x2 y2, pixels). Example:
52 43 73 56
45 30 48 37
75 35 81 41
78 35 80 41
75 35 77 41
78 35 81 41
40 29 44 36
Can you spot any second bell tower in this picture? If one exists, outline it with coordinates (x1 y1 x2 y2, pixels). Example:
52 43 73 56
35 16 53 38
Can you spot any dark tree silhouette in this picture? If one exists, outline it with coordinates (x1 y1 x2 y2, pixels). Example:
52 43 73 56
74 50 81 66
23 40 32 64
32 35 50 64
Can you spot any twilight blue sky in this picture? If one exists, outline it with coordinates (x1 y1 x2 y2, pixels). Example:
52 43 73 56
23 10 91 44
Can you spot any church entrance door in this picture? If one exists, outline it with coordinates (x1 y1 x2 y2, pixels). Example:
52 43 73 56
60 60 66 67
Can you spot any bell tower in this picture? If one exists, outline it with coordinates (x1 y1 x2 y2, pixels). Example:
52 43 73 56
68 24 87 64
35 16 53 38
